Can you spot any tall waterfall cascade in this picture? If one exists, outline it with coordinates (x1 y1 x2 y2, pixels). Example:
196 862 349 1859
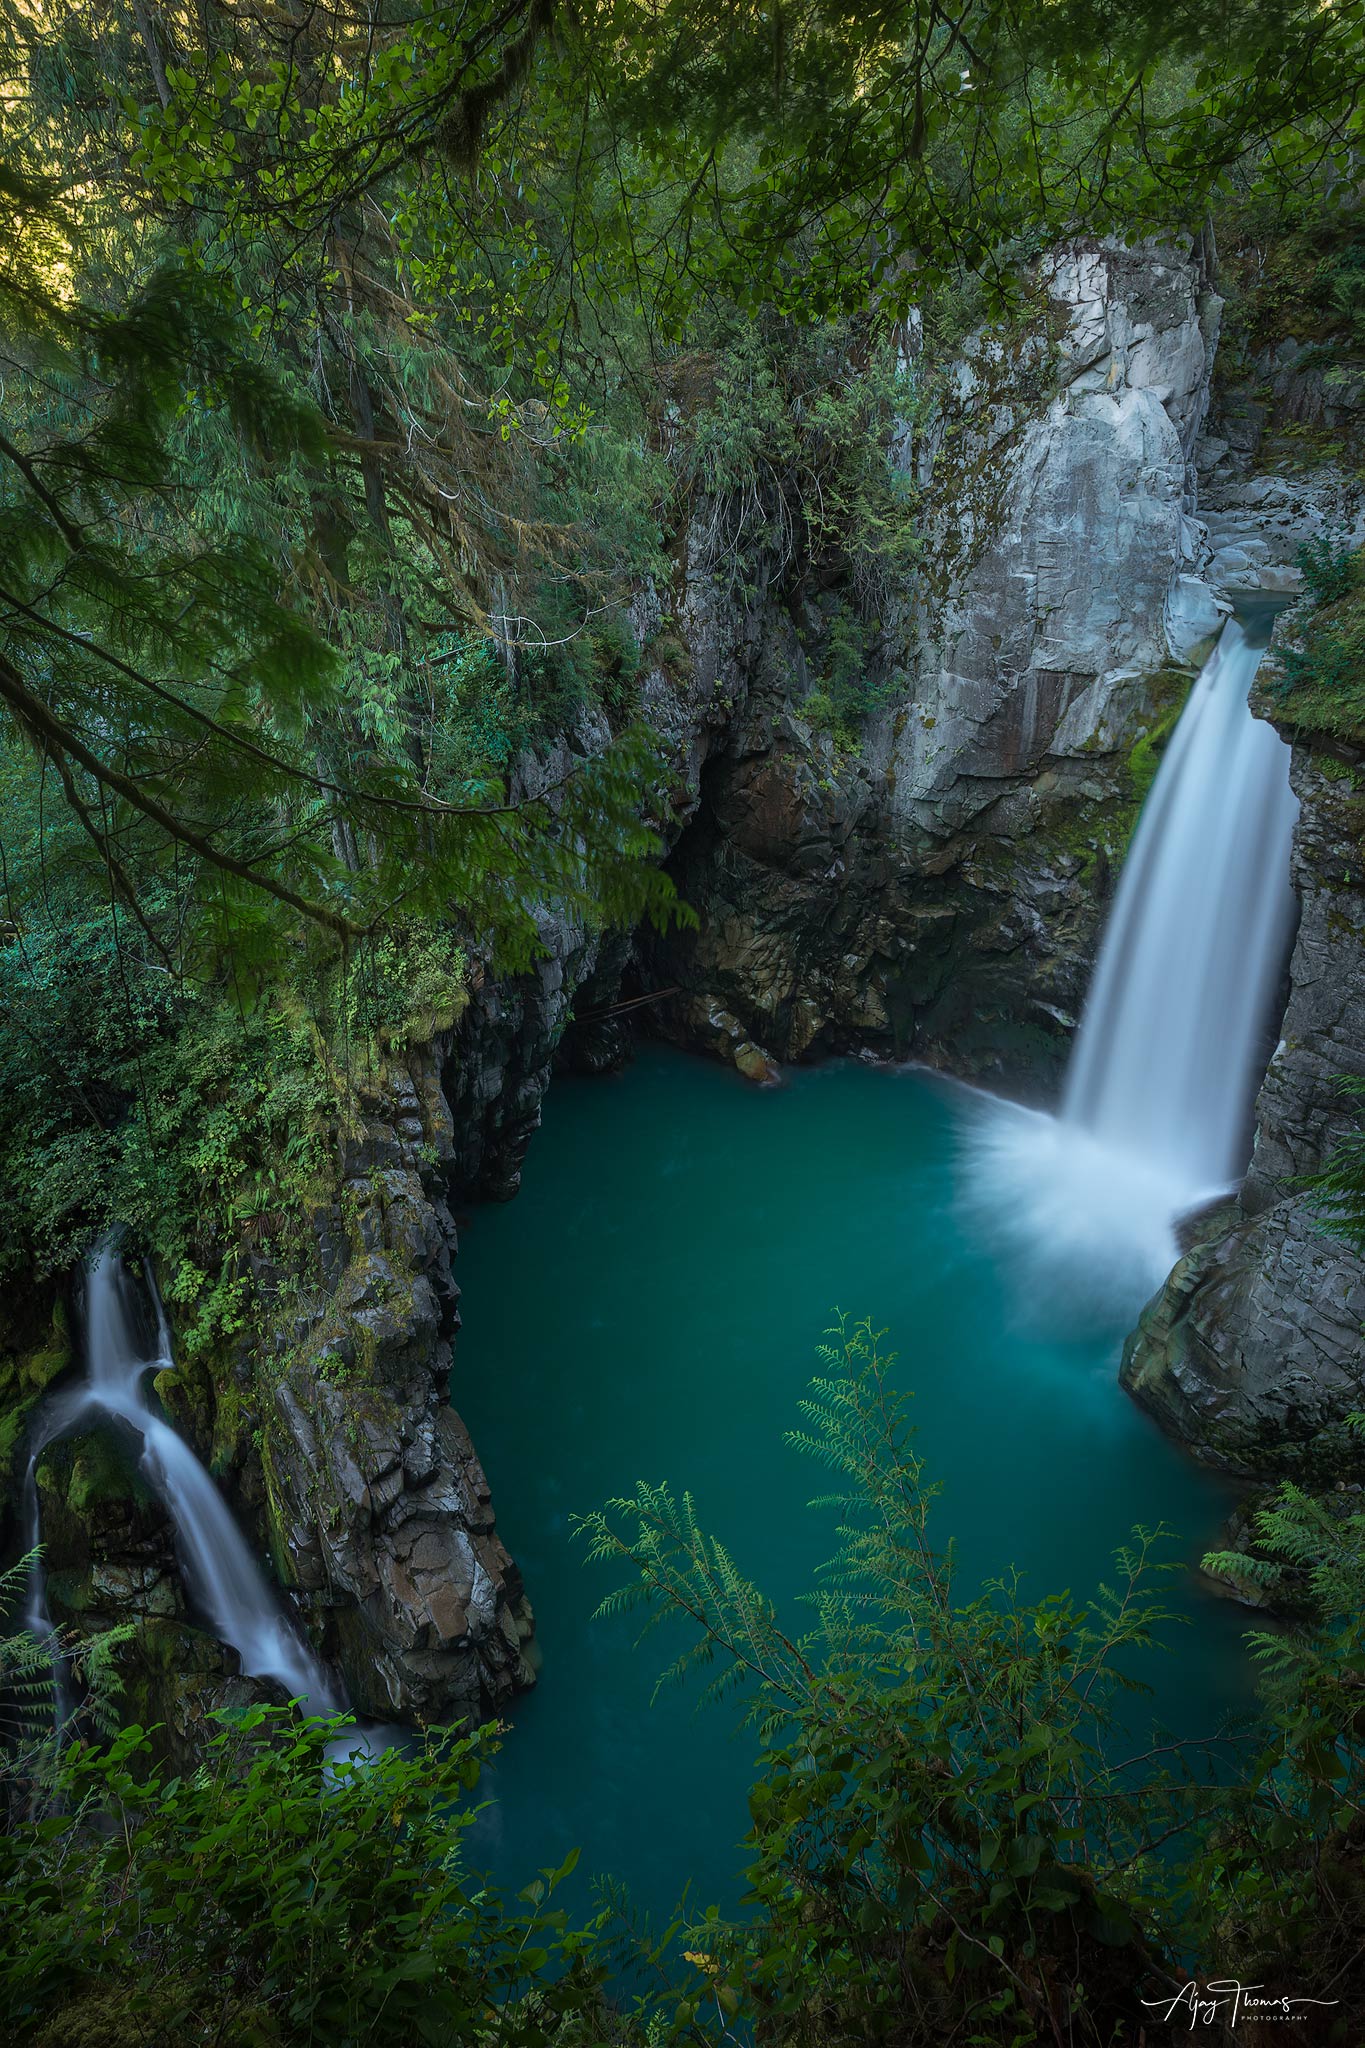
965 615 1300 1314
24 1241 337 1714
1062 619 1300 1195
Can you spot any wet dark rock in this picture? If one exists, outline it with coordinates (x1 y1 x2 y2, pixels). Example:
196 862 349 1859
1121 675 1365 1480
1121 1202 1365 1475
36 1421 186 1630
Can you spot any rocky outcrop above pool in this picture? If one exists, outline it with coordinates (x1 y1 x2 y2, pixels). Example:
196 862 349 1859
640 240 1224 1086
1121 674 1365 1476
256 1057 539 1724
1121 1201 1365 1476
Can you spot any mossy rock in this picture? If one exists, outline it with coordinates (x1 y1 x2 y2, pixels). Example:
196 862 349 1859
107 1616 280 1770
0 1297 74 1517
1126 664 1197 808
31 1980 222 2048
37 1423 158 1522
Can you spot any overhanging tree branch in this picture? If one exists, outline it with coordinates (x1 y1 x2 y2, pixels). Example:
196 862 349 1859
0 652 361 940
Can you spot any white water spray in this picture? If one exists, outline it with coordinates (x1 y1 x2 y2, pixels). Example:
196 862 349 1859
25 1240 338 1712
965 617 1299 1313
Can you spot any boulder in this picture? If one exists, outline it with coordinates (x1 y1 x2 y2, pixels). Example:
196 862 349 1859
1121 1199 1365 1475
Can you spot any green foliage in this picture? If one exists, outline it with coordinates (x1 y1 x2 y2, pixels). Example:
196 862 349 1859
0 1706 630 2047
344 922 469 1048
672 322 919 595
7 1327 1365 2044
0 868 475 1349
1214 206 1365 364
0 862 334 1315
799 601 897 751
1190 1428 1365 2024
1303 1077 1365 1254
1 1550 133 1796
0 1553 57 1765
579 1317 1202 2043
1299 532 1361 610
1271 546 1365 743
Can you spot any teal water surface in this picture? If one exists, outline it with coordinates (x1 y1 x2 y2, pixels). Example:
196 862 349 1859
456 1046 1253 1924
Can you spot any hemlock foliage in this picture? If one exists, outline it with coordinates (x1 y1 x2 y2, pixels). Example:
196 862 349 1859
4 0 1365 1279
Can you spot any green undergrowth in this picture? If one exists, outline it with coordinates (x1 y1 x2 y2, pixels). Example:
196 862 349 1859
1270 543 1365 747
0 889 468 1359
799 597 901 751
1214 202 1365 369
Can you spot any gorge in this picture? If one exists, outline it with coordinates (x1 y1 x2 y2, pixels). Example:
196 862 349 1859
16 583 1316 1922
11 243 1362 1886
6 21 1365 2011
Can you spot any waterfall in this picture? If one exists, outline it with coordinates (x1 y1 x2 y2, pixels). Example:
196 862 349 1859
1062 619 1299 1195
964 615 1299 1316
25 1240 338 1714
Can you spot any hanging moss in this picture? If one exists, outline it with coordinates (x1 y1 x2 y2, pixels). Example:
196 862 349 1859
1126 665 1198 810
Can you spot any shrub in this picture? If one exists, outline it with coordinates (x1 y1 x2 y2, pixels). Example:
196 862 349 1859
579 1317 1206 2044
1273 545 1365 743
0 1709 622 2047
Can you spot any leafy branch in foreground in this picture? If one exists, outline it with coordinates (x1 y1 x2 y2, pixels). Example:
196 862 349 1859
0 1706 633 2046
578 1316 1215 2046
0 1549 132 1803
0 1553 57 1771
1193 1429 1365 2021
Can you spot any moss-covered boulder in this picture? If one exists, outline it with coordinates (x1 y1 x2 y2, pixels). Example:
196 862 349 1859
0 1293 73 1520
34 1420 184 1629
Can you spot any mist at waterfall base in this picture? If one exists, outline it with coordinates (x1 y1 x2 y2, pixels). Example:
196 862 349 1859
965 614 1299 1323
456 1049 1254 1929
25 1242 338 1719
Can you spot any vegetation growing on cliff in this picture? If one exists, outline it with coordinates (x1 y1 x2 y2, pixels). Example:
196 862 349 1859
4 0 1365 1292
1270 543 1365 746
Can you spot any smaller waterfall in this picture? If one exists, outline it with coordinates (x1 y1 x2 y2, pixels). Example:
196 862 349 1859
964 614 1299 1317
25 1241 337 1714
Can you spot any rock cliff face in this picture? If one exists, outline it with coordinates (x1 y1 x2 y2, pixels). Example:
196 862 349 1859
1121 667 1365 1475
255 1048 538 1725
642 241 1224 1088
26 1045 540 1731
1198 337 1365 598
295 239 1234 1720
1117 310 1365 1479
